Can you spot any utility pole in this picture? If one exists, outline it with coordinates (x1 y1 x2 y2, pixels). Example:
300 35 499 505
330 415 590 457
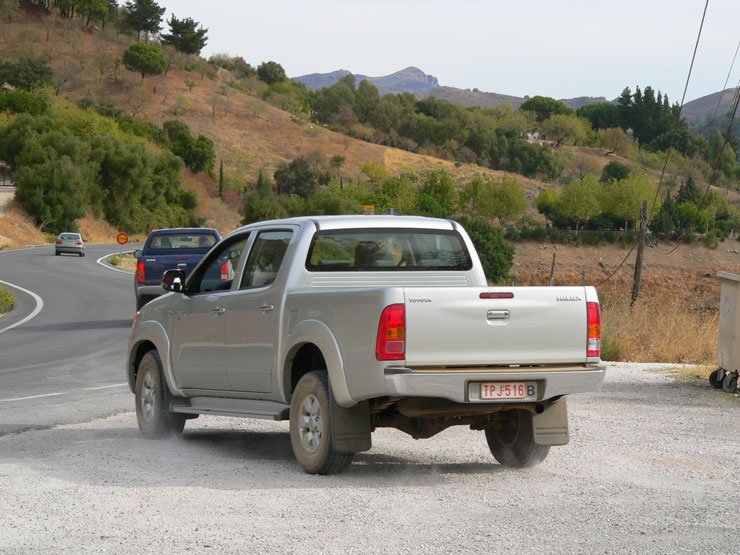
631 200 648 306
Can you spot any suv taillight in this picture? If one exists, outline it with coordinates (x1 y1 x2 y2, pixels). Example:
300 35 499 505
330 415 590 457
376 304 405 361
587 301 601 358
136 261 146 284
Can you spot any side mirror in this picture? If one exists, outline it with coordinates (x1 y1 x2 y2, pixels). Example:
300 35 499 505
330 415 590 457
162 269 186 293
133 249 142 259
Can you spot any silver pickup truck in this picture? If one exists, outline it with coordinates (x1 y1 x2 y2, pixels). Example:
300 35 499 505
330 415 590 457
127 215 605 474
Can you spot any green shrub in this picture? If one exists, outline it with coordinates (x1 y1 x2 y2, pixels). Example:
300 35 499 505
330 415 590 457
109 255 121 266
456 216 514 283
0 286 14 314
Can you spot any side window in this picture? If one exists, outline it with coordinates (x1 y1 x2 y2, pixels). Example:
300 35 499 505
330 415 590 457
240 230 292 289
190 236 249 295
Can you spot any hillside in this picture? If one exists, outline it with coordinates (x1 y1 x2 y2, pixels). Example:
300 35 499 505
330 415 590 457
0 8 738 297
682 86 739 127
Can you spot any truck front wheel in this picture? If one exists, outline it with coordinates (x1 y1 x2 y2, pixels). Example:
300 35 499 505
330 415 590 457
135 350 186 438
290 371 354 475
485 410 550 468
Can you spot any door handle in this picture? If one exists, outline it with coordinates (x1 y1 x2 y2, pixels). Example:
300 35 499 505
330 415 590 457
487 309 510 321
259 304 274 313
212 307 226 315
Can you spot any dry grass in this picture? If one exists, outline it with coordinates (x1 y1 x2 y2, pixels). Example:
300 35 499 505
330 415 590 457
601 294 718 363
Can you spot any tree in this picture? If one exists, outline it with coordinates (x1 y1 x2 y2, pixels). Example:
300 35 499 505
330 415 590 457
576 102 620 130
0 0 20 23
456 216 514 283
257 61 286 85
558 175 603 231
274 157 319 198
122 43 167 81
218 159 224 198
535 188 560 227
540 114 587 147
329 154 346 179
415 170 458 218
461 174 527 223
161 14 208 55
123 0 165 42
520 96 574 122
79 0 108 26
0 58 54 90
597 127 631 156
601 174 658 231
600 160 631 183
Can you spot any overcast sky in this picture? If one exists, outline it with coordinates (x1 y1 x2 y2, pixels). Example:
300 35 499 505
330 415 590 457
158 0 739 103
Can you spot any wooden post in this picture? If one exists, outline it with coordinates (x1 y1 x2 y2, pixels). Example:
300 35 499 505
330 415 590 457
631 200 648 306
548 253 556 286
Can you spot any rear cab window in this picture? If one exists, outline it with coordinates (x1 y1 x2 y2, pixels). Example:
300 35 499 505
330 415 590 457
306 228 472 272
145 232 218 252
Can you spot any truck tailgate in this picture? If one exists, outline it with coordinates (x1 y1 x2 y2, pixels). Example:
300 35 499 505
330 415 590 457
403 287 589 366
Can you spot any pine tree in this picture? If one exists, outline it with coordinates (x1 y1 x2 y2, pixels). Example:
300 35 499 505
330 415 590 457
123 0 165 42
161 14 208 55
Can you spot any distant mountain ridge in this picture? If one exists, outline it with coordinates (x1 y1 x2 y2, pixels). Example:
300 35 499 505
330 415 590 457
294 67 732 122
294 66 439 95
293 67 605 109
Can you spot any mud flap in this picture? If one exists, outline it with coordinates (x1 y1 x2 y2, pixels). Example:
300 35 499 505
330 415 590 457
533 397 569 446
329 394 372 453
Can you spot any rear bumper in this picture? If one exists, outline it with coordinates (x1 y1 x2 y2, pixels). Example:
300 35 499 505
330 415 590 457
56 246 84 254
383 365 606 403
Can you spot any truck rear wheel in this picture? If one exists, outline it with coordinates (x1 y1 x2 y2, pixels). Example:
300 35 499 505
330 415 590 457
485 410 550 468
135 350 186 438
290 371 354 475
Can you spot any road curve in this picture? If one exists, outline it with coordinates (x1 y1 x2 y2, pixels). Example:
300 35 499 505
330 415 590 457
0 244 137 435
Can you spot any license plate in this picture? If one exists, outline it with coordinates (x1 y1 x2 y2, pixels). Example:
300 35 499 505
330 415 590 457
480 382 537 400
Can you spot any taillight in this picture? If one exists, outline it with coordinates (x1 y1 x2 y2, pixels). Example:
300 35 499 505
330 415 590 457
587 301 601 358
76 240 83 245
220 261 230 281
136 261 146 284
55 240 62 245
376 304 405 361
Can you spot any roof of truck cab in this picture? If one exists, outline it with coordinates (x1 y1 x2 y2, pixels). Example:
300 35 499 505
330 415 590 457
230 215 457 235
146 227 220 235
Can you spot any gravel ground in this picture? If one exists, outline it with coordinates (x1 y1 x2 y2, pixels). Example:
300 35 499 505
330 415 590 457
0 363 738 555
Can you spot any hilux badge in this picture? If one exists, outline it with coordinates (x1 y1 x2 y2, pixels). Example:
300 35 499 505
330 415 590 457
556 295 582 302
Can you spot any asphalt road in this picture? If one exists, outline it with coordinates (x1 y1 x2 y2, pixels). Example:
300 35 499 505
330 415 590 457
0 244 138 435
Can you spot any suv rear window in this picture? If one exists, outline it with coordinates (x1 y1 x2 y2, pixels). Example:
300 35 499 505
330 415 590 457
147 233 217 251
306 228 472 272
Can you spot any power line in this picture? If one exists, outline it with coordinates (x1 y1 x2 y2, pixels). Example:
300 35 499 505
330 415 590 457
711 41 740 122
600 0 709 281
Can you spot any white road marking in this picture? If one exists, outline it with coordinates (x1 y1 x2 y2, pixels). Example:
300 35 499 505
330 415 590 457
0 392 66 403
82 383 128 391
96 251 135 274
0 279 44 335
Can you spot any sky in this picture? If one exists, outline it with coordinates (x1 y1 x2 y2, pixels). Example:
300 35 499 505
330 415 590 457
158 0 739 103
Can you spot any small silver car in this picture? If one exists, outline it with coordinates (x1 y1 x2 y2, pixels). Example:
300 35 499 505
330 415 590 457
55 232 85 257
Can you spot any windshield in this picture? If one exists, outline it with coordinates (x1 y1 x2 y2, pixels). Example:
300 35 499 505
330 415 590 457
306 228 472 272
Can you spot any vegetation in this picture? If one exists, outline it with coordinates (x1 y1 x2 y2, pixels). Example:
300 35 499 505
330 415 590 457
0 285 14 314
241 160 520 282
0 90 200 234
122 43 167 81
161 14 208 55
123 0 165 42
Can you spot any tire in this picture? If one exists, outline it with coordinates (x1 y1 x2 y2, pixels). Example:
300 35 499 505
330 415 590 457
709 369 724 389
289 370 354 475
55 251 60 256
134 350 186 439
485 410 550 468
722 373 738 394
